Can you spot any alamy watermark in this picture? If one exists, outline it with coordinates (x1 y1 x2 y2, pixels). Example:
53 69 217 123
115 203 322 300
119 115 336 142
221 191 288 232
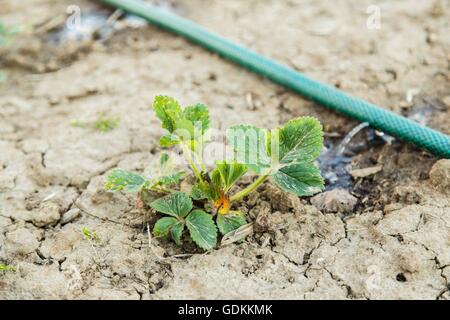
366 5 381 30
66 5 82 30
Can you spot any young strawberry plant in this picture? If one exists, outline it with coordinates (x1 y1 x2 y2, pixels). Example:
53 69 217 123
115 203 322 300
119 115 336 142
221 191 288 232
105 95 324 250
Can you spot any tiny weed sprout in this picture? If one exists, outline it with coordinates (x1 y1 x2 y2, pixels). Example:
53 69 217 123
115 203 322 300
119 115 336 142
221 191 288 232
0 264 16 273
93 115 120 133
0 22 28 83
105 96 324 250
71 113 120 133
81 226 99 241
0 22 21 47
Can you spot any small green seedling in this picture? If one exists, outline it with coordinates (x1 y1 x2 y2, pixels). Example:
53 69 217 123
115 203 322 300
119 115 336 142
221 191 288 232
0 22 22 47
105 96 324 250
0 22 24 83
71 113 120 133
81 226 99 241
0 264 16 273
93 115 120 133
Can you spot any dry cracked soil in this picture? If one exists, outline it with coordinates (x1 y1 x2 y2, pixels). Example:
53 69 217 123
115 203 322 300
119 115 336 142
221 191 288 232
0 0 449 300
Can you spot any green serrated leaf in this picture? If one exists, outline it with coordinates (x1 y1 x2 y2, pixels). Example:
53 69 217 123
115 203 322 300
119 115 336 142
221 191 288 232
170 222 185 245
191 182 209 200
186 210 217 250
174 117 196 139
227 117 324 198
227 117 323 171
272 163 324 196
183 103 210 133
145 153 184 188
160 134 181 147
153 217 185 245
158 171 184 186
154 97 208 154
227 125 271 174
105 169 146 193
212 161 248 192
160 153 170 166
191 178 218 201
153 217 179 237
216 212 247 235
150 192 193 218
277 117 323 165
153 95 182 133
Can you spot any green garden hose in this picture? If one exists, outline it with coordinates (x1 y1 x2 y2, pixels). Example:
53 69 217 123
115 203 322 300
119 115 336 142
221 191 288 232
101 0 450 158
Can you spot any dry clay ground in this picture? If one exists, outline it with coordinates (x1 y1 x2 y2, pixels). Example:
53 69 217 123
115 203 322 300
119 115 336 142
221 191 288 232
0 0 450 299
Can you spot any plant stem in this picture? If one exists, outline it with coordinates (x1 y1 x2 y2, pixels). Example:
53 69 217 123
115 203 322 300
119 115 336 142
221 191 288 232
181 142 205 183
193 151 207 172
190 160 204 181
230 174 270 202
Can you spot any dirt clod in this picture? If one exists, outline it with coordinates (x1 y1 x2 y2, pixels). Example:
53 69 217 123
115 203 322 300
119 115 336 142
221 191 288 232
31 201 61 227
311 189 358 213
3 228 39 256
429 159 450 194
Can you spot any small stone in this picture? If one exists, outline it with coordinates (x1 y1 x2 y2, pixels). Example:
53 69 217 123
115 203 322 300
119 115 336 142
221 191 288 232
311 189 358 213
441 96 450 108
429 159 450 194
5 228 39 256
60 208 81 225
32 201 61 227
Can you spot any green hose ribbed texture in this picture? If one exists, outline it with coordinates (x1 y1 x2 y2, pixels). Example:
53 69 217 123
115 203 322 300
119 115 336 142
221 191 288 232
101 0 450 158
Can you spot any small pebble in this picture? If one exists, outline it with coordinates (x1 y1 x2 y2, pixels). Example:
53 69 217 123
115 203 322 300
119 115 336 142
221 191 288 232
60 208 81 225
